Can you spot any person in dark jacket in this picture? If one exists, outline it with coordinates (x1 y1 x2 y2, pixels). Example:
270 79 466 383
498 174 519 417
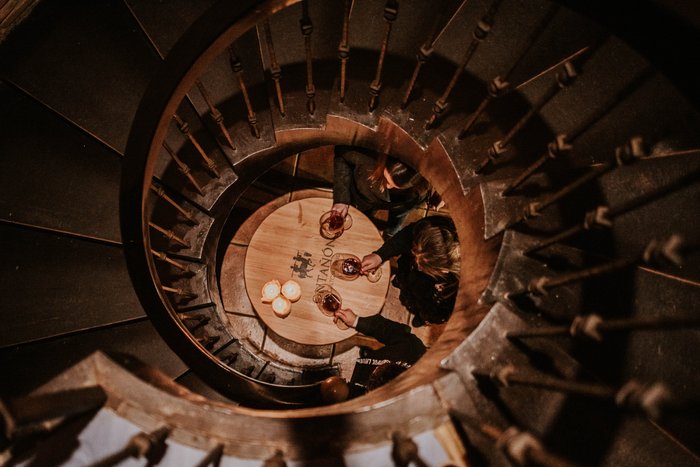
360 215 460 326
334 308 426 398
331 145 432 237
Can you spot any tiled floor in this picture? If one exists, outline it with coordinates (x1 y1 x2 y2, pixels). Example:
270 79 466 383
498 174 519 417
219 146 449 384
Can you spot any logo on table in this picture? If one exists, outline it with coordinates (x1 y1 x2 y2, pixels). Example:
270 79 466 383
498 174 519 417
290 251 315 279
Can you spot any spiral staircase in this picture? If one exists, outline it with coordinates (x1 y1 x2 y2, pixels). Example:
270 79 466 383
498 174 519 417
1 0 699 465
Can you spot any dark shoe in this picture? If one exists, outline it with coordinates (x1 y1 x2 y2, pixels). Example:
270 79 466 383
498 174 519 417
411 315 425 327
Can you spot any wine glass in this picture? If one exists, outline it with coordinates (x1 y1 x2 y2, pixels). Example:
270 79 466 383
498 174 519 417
330 253 362 281
331 253 383 283
313 284 342 317
319 210 353 239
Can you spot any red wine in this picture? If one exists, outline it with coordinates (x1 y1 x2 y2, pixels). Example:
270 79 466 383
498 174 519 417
328 213 344 230
342 258 361 276
322 294 341 312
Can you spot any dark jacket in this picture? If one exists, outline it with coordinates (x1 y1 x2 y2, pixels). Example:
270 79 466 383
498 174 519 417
374 216 459 324
349 314 426 397
333 145 427 214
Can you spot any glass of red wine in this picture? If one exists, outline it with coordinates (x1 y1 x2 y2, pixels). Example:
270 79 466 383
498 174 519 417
319 210 353 239
313 285 343 317
331 253 382 283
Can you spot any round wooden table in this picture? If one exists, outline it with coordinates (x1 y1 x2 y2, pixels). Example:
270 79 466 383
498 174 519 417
244 197 391 345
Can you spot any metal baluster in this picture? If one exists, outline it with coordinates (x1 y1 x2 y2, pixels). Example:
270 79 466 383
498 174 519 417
150 184 198 224
162 142 204 196
151 249 191 273
501 134 572 196
460 45 588 137
509 235 683 298
401 0 467 108
391 431 429 467
476 366 672 419
193 443 224 467
263 449 287 467
161 285 198 299
338 0 351 103
426 0 503 129
228 49 260 138
507 314 700 341
505 137 646 229
173 114 220 178
524 205 611 255
195 80 236 150
88 426 170 467
300 0 316 114
501 68 653 193
198 335 220 350
474 62 577 173
148 222 190 248
182 314 210 331
262 20 286 117
1 386 106 439
368 0 399 112
457 76 510 137
450 409 577 467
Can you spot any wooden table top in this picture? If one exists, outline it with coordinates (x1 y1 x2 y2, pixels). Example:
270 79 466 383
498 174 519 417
244 197 390 345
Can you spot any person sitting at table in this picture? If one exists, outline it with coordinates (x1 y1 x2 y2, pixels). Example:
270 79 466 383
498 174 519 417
360 215 460 327
333 308 426 398
331 145 437 238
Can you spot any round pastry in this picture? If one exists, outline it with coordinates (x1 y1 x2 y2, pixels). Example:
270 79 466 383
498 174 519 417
281 280 302 302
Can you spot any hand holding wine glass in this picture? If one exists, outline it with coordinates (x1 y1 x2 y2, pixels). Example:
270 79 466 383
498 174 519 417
334 308 357 328
331 203 349 219
361 253 382 274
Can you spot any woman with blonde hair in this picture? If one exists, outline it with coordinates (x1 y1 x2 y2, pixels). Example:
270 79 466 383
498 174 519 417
361 215 460 326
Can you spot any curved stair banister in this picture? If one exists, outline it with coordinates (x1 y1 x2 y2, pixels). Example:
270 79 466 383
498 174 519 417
114 0 700 462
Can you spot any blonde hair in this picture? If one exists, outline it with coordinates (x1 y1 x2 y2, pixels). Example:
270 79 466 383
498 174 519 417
411 221 460 280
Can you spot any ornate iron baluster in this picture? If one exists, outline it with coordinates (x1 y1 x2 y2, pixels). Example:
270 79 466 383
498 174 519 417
401 0 467 108
151 248 191 272
475 62 577 173
450 409 577 467
148 221 190 248
476 366 672 419
0 386 106 439
507 314 700 341
198 335 220 350
262 20 286 117
162 141 204 195
228 49 260 138
195 80 236 150
88 426 170 467
506 137 646 229
161 285 198 299
458 76 510 137
509 235 683 298
300 0 316 114
263 449 287 467
426 0 505 128
391 431 429 467
368 0 399 112
193 444 224 467
150 184 198 224
524 205 611 255
173 114 220 178
501 134 571 196
338 0 351 103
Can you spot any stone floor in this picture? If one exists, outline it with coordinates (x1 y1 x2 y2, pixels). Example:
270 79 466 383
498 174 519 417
218 146 449 385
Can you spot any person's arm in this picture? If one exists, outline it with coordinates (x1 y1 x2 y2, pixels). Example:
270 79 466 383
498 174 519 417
333 146 354 207
373 220 417 261
356 314 422 348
